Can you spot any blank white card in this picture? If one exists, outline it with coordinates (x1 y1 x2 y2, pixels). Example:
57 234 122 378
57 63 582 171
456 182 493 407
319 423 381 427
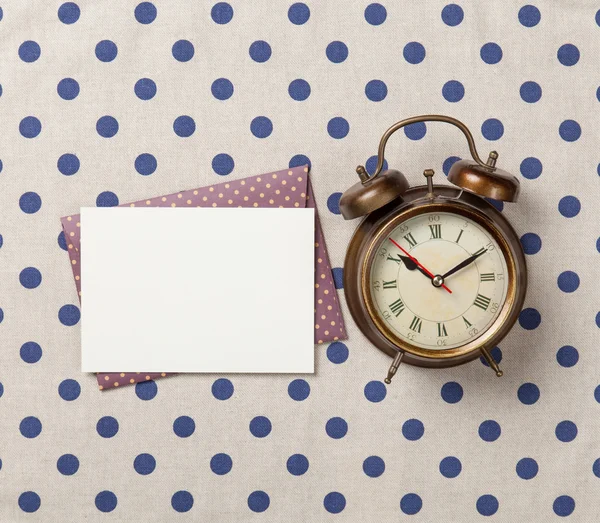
80 207 315 373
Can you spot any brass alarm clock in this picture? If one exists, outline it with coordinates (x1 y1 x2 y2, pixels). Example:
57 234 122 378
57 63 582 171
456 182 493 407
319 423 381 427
341 115 527 384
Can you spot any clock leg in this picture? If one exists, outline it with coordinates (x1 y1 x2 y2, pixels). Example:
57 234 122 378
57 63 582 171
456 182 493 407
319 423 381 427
384 350 404 384
480 346 503 377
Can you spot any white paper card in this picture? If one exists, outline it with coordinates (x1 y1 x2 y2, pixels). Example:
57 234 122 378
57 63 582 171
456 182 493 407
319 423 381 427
80 207 315 373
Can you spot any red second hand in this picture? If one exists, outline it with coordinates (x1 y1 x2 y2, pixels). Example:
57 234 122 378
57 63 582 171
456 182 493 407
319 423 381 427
388 237 452 294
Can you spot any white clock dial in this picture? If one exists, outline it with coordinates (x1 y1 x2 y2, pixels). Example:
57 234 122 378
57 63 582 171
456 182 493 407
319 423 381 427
369 211 509 350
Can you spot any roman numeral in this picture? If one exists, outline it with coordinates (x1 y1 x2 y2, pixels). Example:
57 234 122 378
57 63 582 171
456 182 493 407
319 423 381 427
387 254 401 264
437 323 448 337
403 232 417 248
383 280 397 289
455 229 464 243
473 294 491 311
389 298 405 317
409 315 422 333
480 273 495 282
462 316 472 328
429 224 442 239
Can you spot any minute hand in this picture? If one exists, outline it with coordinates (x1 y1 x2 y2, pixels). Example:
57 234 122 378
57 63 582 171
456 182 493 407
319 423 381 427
442 249 487 279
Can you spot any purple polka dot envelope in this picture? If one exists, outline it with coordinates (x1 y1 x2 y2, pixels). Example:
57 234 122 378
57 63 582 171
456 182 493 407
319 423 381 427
60 165 347 390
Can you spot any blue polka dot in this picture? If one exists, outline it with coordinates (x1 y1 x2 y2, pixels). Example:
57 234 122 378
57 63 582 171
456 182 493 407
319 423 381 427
557 44 579 66
288 379 310 401
288 3 310 25
18 492 41 513
58 2 80 24
520 81 542 103
96 191 119 207
211 2 233 24
57 78 80 100
58 379 81 401
134 78 156 100
288 79 311 101
520 233 541 254
20 342 42 363
557 345 578 368
476 495 499 516
327 341 349 364
211 78 234 100
19 192 42 214
96 416 119 438
597 9 600 27
135 153 157 175
439 456 462 478
402 418 424 441
559 120 581 142
365 3 387 25
400 493 422 515
0 382 3 396
58 153 80 175
173 416 195 437
212 153 234 175
133 453 156 475
596 311 600 328
172 491 193 512
441 381 463 403
519 307 541 330
481 118 504 140
19 116 42 138
0 7 2 21
95 491 117 512
210 453 232 475
443 156 461 176
249 40 271 62
441 4 464 26
594 458 600 477
404 122 426 140
595 385 600 403
172 40 194 62
212 378 234 400
519 5 540 27
558 195 581 217
250 116 273 138
19 41 41 62
480 42 502 64
20 416 42 438
0 159 2 172
96 116 118 137
58 304 80 326
553 496 575 517
517 383 540 405
57 454 79 475
135 2 156 24
0 84 2 97
516 457 538 479
173 115 196 137
557 271 579 293
363 456 385 477
324 492 345 514
403 42 425 64
332 267 343 289
597 236 600 253
364 380 387 402
248 491 270 513
442 80 464 102
556 420 577 442
95 40 117 62
365 79 387 101
250 416 272 438
289 154 311 169
19 267 42 289
327 117 349 139
326 41 348 63
485 198 504 212
478 420 501 442
135 380 157 400
287 454 309 475
365 156 388 175
326 417 348 439
0 234 3 248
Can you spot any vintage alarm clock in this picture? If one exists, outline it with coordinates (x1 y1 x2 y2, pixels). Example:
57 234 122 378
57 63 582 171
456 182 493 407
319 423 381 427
341 115 527 384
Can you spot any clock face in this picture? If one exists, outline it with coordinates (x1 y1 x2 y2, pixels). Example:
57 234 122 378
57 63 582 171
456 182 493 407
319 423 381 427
368 211 509 351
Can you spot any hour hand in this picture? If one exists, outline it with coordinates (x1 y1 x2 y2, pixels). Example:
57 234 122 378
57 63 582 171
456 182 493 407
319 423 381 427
442 249 487 279
392 254 433 280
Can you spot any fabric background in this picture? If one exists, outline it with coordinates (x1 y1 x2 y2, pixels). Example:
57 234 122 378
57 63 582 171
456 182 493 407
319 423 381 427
0 1 599 521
